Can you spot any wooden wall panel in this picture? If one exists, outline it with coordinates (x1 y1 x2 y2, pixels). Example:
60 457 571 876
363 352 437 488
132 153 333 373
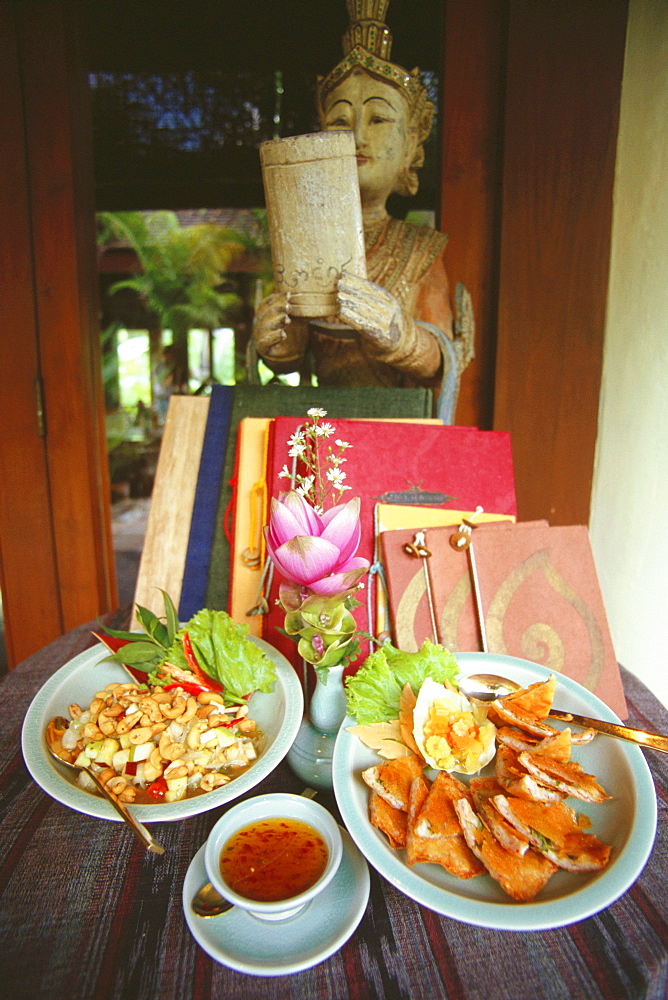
0 6 64 665
494 0 627 524
19 2 116 629
440 0 507 430
0 1 116 667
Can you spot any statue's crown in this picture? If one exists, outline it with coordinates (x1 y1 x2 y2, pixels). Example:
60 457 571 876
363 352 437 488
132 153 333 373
317 0 433 145
342 0 393 60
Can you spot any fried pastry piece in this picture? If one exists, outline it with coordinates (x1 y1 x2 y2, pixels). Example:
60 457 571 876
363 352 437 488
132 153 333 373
498 722 596 753
492 794 612 872
413 770 471 839
454 798 557 901
496 726 542 754
517 751 610 803
488 700 561 738
558 726 598 746
361 752 424 810
469 777 530 856
407 777 484 878
528 728 573 763
501 675 557 718
497 726 575 763
495 744 566 802
369 790 408 849
491 686 596 746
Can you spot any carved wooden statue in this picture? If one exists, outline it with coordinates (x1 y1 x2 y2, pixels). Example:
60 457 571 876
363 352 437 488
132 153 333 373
252 0 474 421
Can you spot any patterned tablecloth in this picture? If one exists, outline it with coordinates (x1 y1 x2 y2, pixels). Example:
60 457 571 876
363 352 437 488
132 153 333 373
1 610 667 1000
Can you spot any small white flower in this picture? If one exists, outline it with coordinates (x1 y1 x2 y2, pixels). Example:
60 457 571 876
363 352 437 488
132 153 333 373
326 468 347 485
335 439 351 449
278 464 292 479
299 474 315 493
288 441 307 457
307 407 327 418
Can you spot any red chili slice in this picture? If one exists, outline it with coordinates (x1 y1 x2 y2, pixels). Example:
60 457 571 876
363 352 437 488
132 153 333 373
164 681 208 696
182 632 223 692
146 776 168 801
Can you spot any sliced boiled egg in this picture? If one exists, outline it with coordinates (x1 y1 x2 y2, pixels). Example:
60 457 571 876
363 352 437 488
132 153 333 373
413 677 497 774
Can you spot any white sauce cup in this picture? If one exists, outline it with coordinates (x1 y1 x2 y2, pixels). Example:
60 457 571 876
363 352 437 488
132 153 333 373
204 791 343 921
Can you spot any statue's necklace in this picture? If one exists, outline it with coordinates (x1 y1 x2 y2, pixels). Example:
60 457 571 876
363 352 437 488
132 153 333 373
364 215 390 254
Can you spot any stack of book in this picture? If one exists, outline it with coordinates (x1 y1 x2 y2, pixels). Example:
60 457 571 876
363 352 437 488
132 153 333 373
147 385 624 718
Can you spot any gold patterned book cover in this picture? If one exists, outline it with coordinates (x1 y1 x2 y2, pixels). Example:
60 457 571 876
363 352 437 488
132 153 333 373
381 520 626 717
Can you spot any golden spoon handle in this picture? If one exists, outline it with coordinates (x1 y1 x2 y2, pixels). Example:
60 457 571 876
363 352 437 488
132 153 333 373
549 710 668 754
85 767 165 853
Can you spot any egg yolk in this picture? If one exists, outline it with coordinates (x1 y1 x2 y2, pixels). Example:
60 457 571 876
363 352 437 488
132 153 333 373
423 701 495 773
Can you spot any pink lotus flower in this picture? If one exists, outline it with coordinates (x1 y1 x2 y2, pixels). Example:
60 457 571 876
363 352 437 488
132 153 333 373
265 491 369 596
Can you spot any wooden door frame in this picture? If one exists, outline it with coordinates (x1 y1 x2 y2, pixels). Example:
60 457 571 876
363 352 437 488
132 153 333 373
0 1 116 668
442 0 627 526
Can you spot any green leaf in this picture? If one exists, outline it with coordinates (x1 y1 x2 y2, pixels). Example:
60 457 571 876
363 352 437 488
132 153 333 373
102 641 165 665
96 622 148 643
283 610 306 636
164 609 276 700
160 589 179 645
344 641 459 725
134 604 159 631
134 605 170 648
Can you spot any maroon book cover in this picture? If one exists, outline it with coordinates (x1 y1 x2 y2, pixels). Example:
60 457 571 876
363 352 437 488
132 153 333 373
381 520 626 718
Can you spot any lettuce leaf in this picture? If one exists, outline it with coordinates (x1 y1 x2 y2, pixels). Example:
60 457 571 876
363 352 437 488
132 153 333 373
344 640 459 725
165 609 276 701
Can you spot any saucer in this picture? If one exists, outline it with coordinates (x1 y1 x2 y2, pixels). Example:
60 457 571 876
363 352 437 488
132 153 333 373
182 825 370 976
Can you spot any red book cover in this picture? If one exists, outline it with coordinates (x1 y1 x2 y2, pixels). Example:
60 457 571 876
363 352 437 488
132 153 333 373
261 418 517 671
381 520 626 717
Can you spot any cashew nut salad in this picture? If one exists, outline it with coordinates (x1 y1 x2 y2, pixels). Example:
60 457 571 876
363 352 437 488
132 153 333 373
54 594 277 804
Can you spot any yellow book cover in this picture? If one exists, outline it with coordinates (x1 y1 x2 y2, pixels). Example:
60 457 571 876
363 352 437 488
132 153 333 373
229 418 271 636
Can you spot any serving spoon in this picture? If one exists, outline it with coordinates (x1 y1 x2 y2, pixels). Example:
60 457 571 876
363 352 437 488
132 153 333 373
458 673 668 755
45 717 165 854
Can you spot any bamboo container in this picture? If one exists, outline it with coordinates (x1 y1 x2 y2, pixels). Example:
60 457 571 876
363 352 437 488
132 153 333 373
259 131 366 319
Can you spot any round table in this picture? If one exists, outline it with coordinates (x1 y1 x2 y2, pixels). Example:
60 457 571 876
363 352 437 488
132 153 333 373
1 611 667 1000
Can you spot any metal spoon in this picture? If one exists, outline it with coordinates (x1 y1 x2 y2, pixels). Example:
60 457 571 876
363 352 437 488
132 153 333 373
191 881 234 918
45 717 165 854
458 673 668 754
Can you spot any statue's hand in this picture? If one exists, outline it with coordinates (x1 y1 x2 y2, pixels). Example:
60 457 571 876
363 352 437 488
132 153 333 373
337 270 442 378
336 271 404 353
253 291 291 356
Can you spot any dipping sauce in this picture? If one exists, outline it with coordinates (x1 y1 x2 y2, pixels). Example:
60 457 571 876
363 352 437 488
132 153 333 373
219 817 328 902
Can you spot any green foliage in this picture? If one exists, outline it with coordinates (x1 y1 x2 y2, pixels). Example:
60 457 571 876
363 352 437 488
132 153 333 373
98 590 276 703
98 211 245 336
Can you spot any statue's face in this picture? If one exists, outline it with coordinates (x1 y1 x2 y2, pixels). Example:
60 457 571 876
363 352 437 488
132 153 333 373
322 69 416 207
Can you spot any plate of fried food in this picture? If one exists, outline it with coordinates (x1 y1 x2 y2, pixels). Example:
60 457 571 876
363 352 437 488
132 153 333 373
332 646 657 930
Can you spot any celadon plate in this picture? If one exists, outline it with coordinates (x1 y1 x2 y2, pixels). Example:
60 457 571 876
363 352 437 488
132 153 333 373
21 637 303 822
332 652 657 931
